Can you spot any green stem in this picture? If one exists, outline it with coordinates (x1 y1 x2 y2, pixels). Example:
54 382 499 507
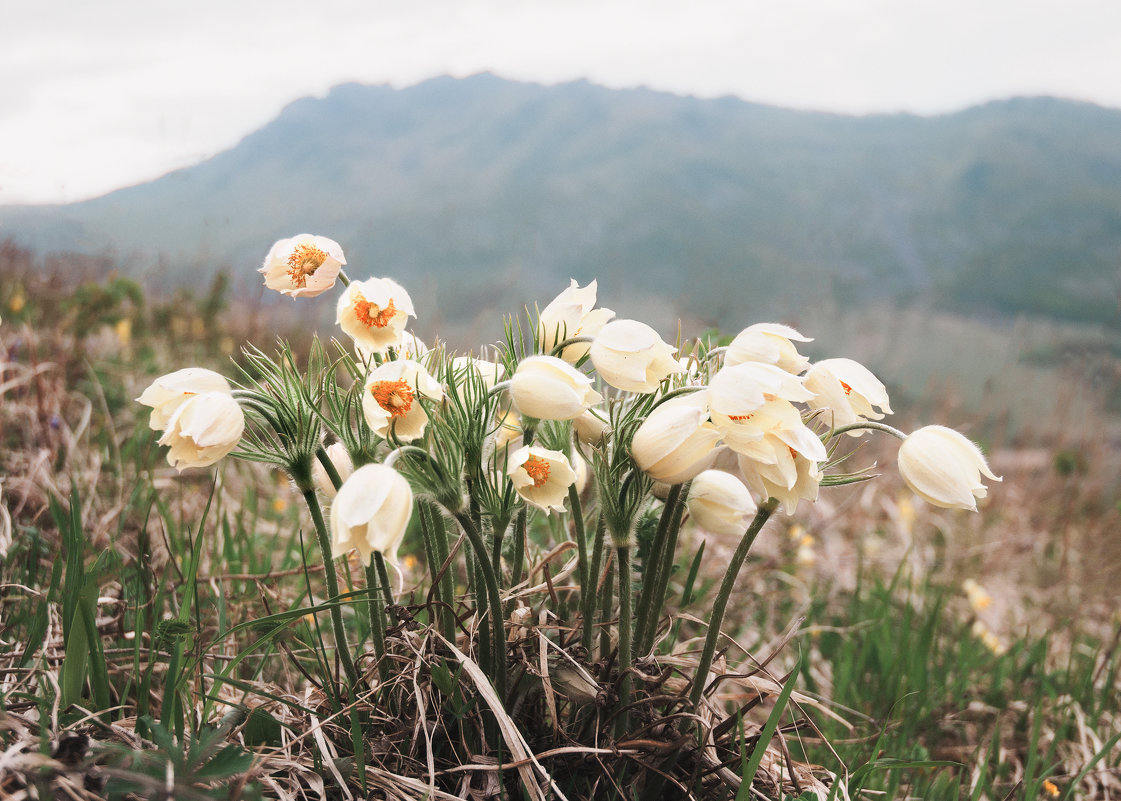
374 551 394 608
642 485 688 656
315 446 344 491
689 498 778 707
301 489 359 686
452 510 508 698
614 545 634 738
582 513 607 654
418 502 455 641
830 420 907 440
510 507 527 593
599 551 615 661
363 562 388 685
568 484 590 600
632 483 685 657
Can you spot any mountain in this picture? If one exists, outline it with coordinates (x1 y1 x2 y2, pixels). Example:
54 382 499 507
3 73 1121 332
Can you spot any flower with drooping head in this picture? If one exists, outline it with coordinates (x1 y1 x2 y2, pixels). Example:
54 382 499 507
897 425 1000 511
337 277 416 354
136 367 232 431
589 319 682 393
313 442 354 498
507 445 577 515
709 362 815 420
712 397 827 467
735 443 823 515
725 323 812 374
259 234 346 298
158 391 245 471
537 279 615 362
330 463 413 566
687 470 758 536
509 355 603 420
631 392 723 485
573 409 610 448
362 360 443 442
804 358 892 433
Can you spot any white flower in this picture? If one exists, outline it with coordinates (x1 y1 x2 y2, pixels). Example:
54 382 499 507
337 277 416 354
573 409 610 448
804 358 892 434
589 319 682 393
136 367 232 431
158 391 244 471
313 442 354 498
509 355 603 420
362 360 443 442
452 356 507 391
259 234 346 298
708 362 815 421
507 445 577 515
631 392 723 485
712 398 827 465
898 425 1000 511
537 279 615 362
725 323 812 374
330 464 413 566
736 445 823 515
687 470 758 536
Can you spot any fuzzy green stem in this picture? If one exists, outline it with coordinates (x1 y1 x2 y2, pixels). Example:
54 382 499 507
301 489 359 686
830 420 908 440
568 484 590 598
614 545 634 738
632 483 685 656
363 562 388 685
510 507 527 593
689 498 778 707
419 502 456 641
374 551 394 607
599 551 615 661
549 335 595 358
452 509 508 697
582 513 607 653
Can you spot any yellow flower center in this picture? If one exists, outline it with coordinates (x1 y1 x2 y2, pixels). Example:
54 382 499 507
523 455 551 488
286 243 328 287
371 379 414 417
840 380 853 396
728 413 754 422
353 293 397 328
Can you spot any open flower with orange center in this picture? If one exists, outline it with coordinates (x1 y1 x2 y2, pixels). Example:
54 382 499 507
507 445 577 515
259 234 346 298
804 357 893 434
337 277 416 354
361 360 443 442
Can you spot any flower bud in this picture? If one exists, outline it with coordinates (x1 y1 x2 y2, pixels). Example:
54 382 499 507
687 470 757 536
158 391 245 471
631 393 723 485
330 463 413 566
897 425 1000 511
509 356 602 421
313 442 354 498
259 234 345 298
573 409 610 448
589 319 682 393
507 445 577 515
136 367 232 431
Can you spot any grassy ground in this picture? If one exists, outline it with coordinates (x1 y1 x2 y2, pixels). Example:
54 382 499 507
2 266 1120 799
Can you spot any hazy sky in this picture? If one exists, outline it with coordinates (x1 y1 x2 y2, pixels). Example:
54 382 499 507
3 0 1120 205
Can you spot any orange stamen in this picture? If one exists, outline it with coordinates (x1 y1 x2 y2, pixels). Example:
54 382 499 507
523 455 551 488
840 380 853 396
728 413 754 422
370 379 414 417
286 242 328 287
353 292 397 328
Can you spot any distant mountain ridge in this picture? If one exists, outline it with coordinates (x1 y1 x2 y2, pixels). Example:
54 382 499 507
3 73 1120 330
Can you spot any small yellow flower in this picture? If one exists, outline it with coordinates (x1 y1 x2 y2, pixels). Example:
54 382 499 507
9 289 25 313
1041 779 1060 798
114 317 132 345
272 497 288 514
962 578 992 612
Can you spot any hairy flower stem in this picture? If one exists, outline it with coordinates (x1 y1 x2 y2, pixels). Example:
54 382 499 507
363 562 388 685
689 498 778 708
632 483 685 656
830 420 907 440
599 551 615 662
315 446 344 491
301 488 359 686
452 510 508 697
615 545 634 738
582 514 607 653
418 502 456 641
568 484 590 600
510 508 527 595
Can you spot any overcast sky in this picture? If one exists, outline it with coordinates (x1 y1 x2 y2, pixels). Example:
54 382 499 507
3 0 1120 205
